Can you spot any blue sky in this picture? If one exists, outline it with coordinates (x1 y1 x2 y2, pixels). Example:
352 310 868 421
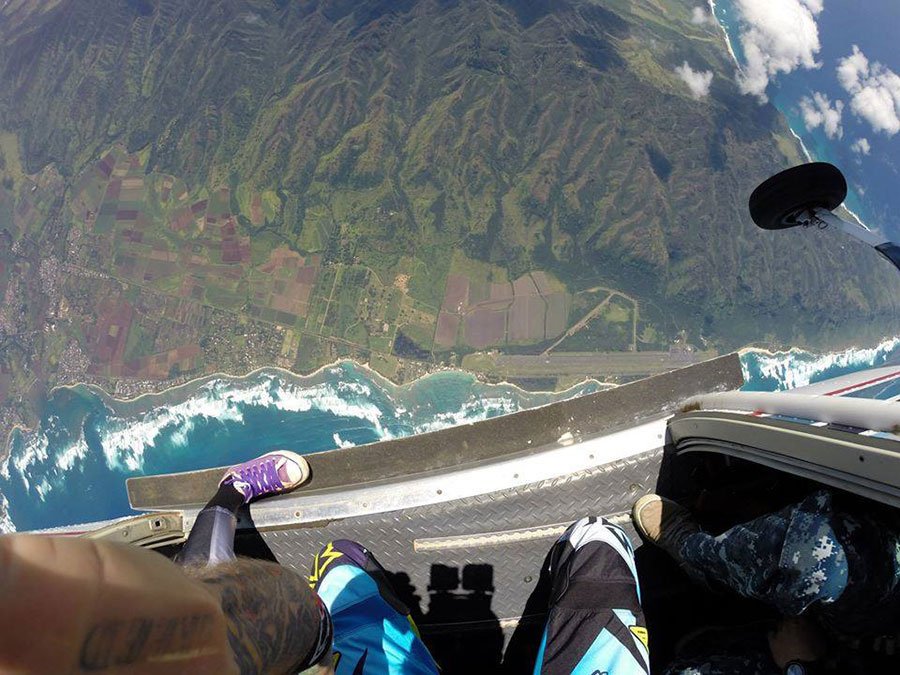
711 0 900 237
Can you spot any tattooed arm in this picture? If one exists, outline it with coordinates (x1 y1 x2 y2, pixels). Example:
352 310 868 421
0 535 332 674
187 558 333 675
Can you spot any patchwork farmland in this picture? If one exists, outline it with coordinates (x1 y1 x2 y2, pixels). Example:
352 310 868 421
434 253 570 350
3 139 688 410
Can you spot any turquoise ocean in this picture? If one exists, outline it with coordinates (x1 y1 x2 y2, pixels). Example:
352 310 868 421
0 364 601 533
4 339 900 533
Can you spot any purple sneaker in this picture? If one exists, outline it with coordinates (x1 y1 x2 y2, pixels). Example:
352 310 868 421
220 450 311 503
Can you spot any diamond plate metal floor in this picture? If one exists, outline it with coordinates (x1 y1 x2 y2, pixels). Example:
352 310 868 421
240 449 661 630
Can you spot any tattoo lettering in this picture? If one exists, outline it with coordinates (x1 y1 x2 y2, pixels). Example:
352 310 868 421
79 613 217 671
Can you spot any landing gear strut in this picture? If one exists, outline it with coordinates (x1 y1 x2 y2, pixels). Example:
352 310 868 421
749 162 900 271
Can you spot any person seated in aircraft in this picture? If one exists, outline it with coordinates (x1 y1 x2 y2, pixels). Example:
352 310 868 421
633 489 900 673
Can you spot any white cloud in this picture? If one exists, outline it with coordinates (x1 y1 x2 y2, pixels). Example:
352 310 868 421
850 138 871 155
836 45 868 92
675 62 714 99
837 45 900 137
691 6 711 25
798 92 843 139
732 0 823 102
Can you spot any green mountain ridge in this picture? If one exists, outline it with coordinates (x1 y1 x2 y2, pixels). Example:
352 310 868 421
4 0 898 338
1 0 899 443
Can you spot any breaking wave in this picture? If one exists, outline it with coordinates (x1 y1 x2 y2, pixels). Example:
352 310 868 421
411 394 523 435
332 433 355 449
0 363 595 529
740 336 900 391
0 493 15 534
96 374 393 473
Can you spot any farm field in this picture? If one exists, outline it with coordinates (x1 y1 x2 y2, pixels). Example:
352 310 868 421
2 0 899 452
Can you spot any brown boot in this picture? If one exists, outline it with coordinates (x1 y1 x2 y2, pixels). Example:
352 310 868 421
632 493 701 559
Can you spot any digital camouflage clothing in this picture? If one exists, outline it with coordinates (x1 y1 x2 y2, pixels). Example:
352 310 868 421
664 490 900 674
675 490 900 634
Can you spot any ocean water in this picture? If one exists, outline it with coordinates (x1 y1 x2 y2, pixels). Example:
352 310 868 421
740 336 900 391
0 363 601 532
711 0 900 236
5 340 900 533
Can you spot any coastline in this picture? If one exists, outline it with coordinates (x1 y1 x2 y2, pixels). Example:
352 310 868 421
57 358 608 411
1 357 611 463
707 0 739 67
12 330 900 461
738 334 900 359
788 127 814 163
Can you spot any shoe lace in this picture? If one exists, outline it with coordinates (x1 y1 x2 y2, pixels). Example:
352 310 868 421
238 458 283 494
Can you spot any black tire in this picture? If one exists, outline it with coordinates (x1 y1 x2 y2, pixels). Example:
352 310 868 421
748 162 847 230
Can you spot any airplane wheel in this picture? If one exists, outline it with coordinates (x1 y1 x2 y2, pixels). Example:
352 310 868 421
749 162 847 230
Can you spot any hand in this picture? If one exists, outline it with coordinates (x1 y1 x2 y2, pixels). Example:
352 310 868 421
767 616 826 669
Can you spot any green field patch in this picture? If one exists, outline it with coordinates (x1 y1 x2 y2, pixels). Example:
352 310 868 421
385 292 403 324
204 282 246 311
449 250 508 286
298 206 327 251
305 267 336 331
773 132 804 166
123 321 155 363
262 190 281 222
638 322 664 348
344 321 369 347
397 320 434 351
460 353 494 371
369 335 393 354
407 266 445 311
0 132 26 186
272 310 298 326
602 296 632 323
358 273 400 332
369 353 399 379
557 312 631 352
249 230 285 266
295 334 331 372
208 187 231 218
151 273 184 295
94 215 115 233
544 292 570 339
235 184 252 217
327 267 369 336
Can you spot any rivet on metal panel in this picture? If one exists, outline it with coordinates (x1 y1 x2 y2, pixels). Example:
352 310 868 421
524 576 533 583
